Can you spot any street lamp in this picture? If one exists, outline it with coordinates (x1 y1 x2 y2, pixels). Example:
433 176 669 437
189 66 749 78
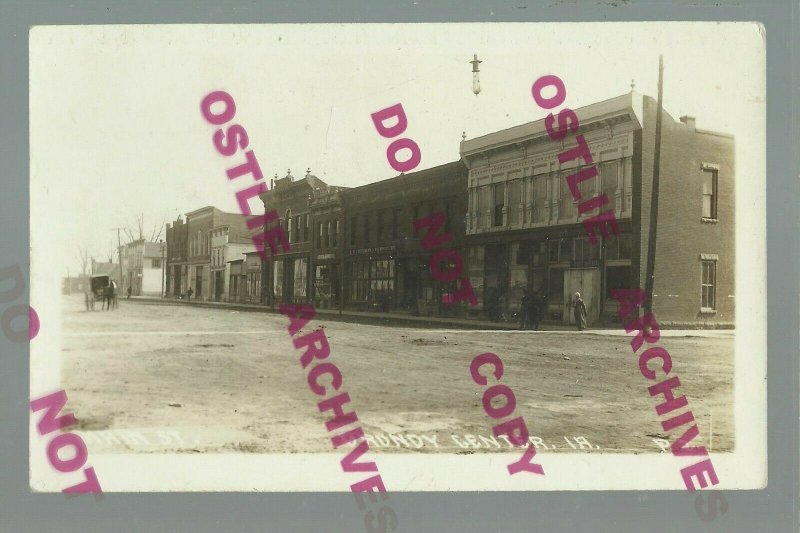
470 54 482 95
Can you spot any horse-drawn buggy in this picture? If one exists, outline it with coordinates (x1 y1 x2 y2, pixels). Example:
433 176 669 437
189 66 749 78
84 274 118 311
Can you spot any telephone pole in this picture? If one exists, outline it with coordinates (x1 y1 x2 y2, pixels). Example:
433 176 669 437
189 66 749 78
644 55 664 317
112 227 125 289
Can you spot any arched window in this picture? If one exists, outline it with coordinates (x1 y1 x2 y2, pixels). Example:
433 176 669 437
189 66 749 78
285 209 292 244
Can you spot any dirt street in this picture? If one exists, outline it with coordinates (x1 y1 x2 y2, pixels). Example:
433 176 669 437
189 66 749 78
60 295 734 455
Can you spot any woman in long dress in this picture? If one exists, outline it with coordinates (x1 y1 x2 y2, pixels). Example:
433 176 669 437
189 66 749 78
573 292 587 331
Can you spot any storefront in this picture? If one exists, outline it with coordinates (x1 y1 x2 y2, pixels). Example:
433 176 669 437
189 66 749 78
272 255 310 305
313 253 341 310
244 251 262 303
345 246 396 311
228 259 245 302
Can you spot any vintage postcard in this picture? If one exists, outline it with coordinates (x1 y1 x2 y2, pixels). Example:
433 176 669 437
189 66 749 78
29 22 766 493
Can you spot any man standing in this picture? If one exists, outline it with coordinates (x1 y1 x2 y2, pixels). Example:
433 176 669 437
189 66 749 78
573 292 587 331
187 287 193 301
110 279 118 309
519 289 532 330
127 285 132 299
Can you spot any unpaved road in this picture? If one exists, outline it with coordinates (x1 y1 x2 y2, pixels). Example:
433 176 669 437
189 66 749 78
60 295 734 455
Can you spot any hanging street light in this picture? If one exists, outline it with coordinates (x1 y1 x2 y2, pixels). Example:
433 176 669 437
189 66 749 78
470 54 482 95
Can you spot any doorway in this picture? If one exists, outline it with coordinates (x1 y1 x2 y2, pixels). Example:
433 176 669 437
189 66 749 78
563 268 601 325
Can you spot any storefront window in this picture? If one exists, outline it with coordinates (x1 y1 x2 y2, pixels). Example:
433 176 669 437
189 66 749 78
370 259 395 308
509 243 527 312
549 267 565 303
466 246 485 310
606 266 631 298
315 265 333 307
273 260 283 299
294 258 307 299
351 260 369 301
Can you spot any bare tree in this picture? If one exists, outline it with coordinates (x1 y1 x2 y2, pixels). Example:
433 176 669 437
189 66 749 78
122 213 167 243
76 246 91 275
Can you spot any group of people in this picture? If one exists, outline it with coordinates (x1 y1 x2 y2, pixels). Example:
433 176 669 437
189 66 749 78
518 289 547 330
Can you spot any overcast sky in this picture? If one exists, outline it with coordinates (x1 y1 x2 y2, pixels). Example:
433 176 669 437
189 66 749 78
30 22 765 276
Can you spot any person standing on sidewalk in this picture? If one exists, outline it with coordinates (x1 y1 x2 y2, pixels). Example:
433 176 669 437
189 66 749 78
573 292 587 331
187 287 193 301
519 289 532 329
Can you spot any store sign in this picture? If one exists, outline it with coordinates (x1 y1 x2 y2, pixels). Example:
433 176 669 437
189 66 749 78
316 253 336 260
349 246 395 256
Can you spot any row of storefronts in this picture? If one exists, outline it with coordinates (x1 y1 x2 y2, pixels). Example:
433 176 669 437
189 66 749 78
166 91 734 326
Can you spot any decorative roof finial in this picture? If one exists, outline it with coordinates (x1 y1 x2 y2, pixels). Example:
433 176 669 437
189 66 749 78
630 79 635 92
306 167 311 176
462 131 467 141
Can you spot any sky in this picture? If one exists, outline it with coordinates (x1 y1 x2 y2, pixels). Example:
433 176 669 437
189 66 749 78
30 22 765 276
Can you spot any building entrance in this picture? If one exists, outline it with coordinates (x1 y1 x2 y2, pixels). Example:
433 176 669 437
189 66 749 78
563 268 600 326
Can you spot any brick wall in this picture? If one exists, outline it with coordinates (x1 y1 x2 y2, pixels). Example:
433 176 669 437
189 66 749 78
637 96 735 326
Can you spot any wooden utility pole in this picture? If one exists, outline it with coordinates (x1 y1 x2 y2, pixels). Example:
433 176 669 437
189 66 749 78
111 227 125 288
644 55 664 317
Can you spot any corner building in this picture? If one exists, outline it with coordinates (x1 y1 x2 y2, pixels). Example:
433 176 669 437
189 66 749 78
459 91 734 327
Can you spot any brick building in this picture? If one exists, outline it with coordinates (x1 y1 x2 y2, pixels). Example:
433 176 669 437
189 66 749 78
459 91 734 326
187 91 734 327
259 163 468 315
165 216 188 297
209 224 256 301
166 207 250 300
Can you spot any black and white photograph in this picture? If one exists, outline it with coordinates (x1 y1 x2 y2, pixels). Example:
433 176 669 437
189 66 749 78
29 22 766 492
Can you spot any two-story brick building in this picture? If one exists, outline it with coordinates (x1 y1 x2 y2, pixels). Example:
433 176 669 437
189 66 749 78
459 91 734 326
165 216 188 297
259 163 468 315
167 207 251 301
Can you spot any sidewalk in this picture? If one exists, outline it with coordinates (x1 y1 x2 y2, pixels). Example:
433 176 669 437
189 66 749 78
126 296 734 337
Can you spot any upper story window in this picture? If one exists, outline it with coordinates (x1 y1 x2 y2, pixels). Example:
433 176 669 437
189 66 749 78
293 215 301 243
325 220 332 248
350 216 357 245
285 210 293 243
304 213 310 242
332 220 339 247
377 211 385 242
533 174 548 223
701 166 719 220
363 214 371 243
600 161 617 212
605 233 632 260
392 209 400 240
493 183 505 227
